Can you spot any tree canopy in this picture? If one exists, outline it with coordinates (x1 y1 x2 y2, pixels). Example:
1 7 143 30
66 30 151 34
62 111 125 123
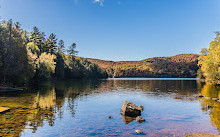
0 19 108 86
198 33 220 81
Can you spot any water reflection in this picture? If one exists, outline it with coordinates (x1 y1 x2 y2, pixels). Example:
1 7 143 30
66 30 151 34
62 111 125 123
198 82 220 133
0 79 219 136
100 79 198 101
0 80 103 136
121 115 136 124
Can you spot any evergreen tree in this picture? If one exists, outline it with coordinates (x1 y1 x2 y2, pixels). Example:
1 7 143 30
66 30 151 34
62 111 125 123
45 33 57 54
58 40 65 53
67 43 78 57
30 26 45 54
55 40 65 79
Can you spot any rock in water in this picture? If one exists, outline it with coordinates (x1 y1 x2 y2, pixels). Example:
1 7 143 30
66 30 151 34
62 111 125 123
108 116 112 118
197 94 204 98
120 101 141 117
136 116 146 123
135 130 143 134
138 105 144 111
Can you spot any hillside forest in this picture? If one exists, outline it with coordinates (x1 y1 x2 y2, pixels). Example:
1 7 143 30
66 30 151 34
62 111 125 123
87 54 199 78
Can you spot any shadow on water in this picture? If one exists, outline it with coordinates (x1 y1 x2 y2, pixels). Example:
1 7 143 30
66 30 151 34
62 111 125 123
0 79 219 136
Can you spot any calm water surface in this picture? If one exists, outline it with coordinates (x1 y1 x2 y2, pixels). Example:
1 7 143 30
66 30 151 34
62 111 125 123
0 78 220 137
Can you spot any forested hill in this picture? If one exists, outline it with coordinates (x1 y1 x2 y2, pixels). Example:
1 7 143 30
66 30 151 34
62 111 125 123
86 54 199 78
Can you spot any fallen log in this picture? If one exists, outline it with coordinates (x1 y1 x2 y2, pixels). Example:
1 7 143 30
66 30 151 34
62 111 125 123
0 87 23 92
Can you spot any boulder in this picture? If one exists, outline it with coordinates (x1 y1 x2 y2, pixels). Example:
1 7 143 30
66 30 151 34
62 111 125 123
136 116 145 123
135 130 143 134
120 101 141 117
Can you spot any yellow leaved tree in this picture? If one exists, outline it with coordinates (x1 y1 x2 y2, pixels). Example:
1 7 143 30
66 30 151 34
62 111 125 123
36 53 56 79
198 33 220 81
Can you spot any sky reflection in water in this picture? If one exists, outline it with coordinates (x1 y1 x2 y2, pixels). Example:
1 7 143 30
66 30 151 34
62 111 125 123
0 78 219 137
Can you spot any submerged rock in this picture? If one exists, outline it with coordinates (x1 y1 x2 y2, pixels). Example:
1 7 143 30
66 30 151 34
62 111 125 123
135 130 143 134
136 116 145 123
108 116 112 118
120 101 141 117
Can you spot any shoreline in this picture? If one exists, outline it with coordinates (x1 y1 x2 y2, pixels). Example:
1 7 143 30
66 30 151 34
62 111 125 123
197 78 220 85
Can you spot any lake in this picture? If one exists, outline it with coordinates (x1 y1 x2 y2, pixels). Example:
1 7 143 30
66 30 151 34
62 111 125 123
0 78 219 137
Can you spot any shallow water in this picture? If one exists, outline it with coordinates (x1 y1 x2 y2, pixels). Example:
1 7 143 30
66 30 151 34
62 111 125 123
0 78 220 137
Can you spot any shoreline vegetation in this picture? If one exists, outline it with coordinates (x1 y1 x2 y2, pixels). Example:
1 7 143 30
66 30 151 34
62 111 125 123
197 32 220 84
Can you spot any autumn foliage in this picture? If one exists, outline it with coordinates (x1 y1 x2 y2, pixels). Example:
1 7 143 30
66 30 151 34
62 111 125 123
198 33 220 81
87 54 199 78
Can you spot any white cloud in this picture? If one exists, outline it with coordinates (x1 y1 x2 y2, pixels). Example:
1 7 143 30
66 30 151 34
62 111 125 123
94 0 104 6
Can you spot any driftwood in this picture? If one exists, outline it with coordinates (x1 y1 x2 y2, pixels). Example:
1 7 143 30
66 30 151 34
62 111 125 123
0 87 23 92
0 107 10 113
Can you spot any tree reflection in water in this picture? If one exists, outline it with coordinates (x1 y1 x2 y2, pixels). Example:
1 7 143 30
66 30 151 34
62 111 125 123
198 82 220 133
0 79 220 136
0 80 101 136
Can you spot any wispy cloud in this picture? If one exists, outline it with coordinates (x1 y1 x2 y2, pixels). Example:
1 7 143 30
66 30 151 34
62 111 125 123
94 0 104 6
74 0 78 4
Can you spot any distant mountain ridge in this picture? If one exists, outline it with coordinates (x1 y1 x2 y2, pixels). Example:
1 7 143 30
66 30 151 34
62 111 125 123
86 54 199 78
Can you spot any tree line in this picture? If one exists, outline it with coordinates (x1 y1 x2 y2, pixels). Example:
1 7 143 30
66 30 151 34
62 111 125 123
0 19 108 85
1 18 217 86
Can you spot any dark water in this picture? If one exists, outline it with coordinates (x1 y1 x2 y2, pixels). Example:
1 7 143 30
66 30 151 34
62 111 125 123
0 78 220 137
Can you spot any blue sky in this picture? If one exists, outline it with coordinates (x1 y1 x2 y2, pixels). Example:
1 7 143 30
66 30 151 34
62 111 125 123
1 0 220 61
